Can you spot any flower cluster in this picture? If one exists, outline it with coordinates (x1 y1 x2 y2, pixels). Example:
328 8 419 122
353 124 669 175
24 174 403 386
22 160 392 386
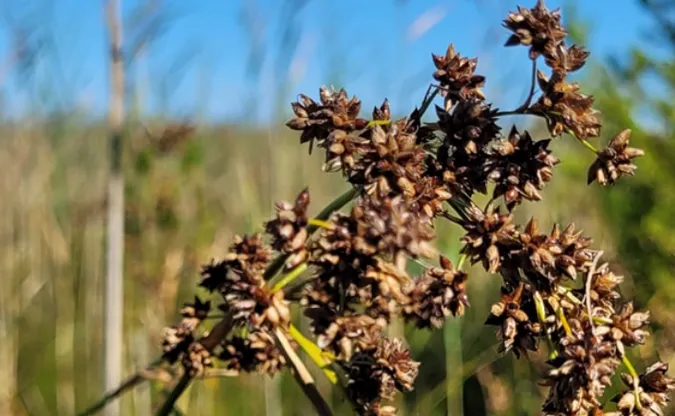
153 1 666 415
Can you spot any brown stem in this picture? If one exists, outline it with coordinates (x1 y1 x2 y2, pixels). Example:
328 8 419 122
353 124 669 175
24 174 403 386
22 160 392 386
155 371 192 416
273 328 334 416
76 358 164 416
584 250 604 336
515 60 538 112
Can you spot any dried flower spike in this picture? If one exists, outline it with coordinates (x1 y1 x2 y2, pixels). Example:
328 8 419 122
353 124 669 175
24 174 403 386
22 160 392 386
587 129 644 185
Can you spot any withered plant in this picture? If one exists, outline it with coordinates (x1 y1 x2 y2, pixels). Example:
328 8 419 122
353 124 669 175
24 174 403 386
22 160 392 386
81 1 673 415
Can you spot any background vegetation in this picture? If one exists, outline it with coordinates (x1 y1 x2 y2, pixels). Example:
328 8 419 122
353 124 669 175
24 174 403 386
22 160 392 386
1 0 674 414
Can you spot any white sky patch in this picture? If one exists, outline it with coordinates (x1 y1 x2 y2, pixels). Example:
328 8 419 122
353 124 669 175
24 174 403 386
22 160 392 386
406 5 447 43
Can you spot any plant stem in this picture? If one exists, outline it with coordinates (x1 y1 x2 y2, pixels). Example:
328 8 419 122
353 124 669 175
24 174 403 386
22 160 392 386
533 291 559 360
515 59 538 112
565 128 599 153
457 254 467 270
307 218 334 229
264 187 359 280
367 120 392 127
555 305 572 337
288 324 338 384
273 328 334 416
77 358 165 416
418 85 440 119
155 371 192 416
585 250 603 335
622 354 643 410
270 263 309 294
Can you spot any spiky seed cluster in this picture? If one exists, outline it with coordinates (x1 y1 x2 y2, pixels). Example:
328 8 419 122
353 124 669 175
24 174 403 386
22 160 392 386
542 319 622 415
199 235 291 328
503 0 566 60
486 127 560 209
303 195 436 333
459 204 517 273
286 87 368 151
432 43 486 110
219 330 287 375
532 71 601 139
613 362 675 415
588 129 645 186
343 337 420 415
485 284 541 357
404 256 469 328
265 188 310 271
161 297 211 364
534 249 656 415
504 0 600 139
513 219 594 291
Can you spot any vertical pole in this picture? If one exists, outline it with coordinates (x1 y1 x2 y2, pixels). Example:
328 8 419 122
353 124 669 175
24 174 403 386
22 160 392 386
104 0 125 414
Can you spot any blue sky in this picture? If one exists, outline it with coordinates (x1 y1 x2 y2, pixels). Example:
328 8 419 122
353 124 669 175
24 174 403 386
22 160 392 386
0 0 657 123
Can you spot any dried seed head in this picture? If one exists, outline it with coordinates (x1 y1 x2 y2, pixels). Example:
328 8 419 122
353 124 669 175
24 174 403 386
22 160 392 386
432 43 486 109
161 297 211 363
286 87 368 150
503 0 566 61
613 362 675 415
531 71 602 139
459 205 517 273
265 188 311 271
588 129 644 186
342 337 419 415
486 126 560 210
182 342 213 377
404 256 470 328
219 330 287 376
485 284 541 357
306 313 384 360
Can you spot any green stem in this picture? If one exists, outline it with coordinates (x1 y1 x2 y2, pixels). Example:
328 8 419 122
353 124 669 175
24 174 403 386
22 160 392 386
567 130 599 153
533 291 559 360
457 254 467 271
366 120 392 127
622 354 643 410
288 324 338 384
270 263 308 293
155 371 192 416
592 316 613 325
264 187 359 280
555 303 572 336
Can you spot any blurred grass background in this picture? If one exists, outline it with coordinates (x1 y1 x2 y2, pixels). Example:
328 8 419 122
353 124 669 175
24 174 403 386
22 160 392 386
2 0 675 414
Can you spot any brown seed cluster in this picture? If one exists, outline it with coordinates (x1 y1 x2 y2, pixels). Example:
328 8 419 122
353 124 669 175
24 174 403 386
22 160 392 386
265 188 310 271
504 0 600 139
154 1 662 414
588 129 644 186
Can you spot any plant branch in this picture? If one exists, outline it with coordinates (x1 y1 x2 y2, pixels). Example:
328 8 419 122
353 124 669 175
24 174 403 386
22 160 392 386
533 291 559 359
288 324 338 384
584 250 603 335
622 354 643 410
270 263 308 293
77 358 164 416
515 59 538 112
273 328 334 416
155 371 192 416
